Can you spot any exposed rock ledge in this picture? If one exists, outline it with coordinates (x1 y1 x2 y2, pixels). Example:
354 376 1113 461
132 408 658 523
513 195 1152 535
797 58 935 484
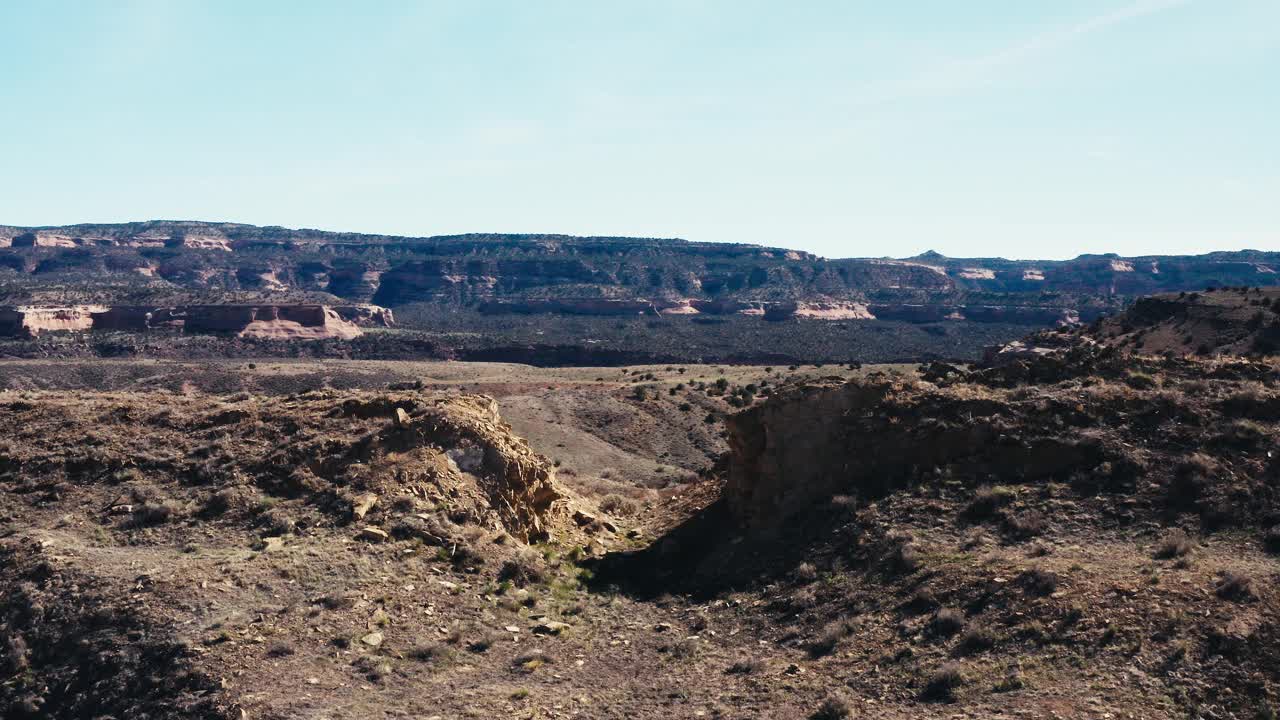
723 374 1113 530
0 304 395 339
0 305 107 338
477 298 1081 324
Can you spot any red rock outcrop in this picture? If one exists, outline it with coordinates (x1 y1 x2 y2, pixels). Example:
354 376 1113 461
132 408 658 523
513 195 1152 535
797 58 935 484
0 305 106 337
187 305 362 340
333 304 396 327
762 302 875 320
8 232 79 248
2 304 376 340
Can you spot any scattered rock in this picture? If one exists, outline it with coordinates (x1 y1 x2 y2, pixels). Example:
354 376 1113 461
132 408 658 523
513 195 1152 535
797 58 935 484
352 493 378 521
394 407 411 428
360 632 384 648
358 527 389 543
532 621 571 636
253 536 285 552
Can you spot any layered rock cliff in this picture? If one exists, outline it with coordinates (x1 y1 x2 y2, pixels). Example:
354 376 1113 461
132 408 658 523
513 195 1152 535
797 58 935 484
0 305 105 338
0 303 389 339
2 221 1276 327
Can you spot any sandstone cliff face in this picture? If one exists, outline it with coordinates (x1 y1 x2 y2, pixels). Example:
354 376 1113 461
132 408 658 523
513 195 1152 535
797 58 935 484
470 298 1082 324
0 305 106 337
91 306 194 331
0 303 391 339
332 304 395 327
234 305 362 340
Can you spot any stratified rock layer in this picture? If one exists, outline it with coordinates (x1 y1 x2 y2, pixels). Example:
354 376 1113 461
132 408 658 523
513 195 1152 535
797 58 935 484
0 305 106 337
2 220 1277 324
0 304 392 339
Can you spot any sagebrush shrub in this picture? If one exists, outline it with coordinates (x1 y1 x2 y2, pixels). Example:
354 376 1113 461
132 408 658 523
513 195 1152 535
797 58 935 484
929 608 965 637
921 662 965 701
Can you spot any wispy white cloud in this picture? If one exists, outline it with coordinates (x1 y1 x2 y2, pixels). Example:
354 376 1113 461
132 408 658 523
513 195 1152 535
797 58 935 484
929 0 1196 89
857 0 1198 104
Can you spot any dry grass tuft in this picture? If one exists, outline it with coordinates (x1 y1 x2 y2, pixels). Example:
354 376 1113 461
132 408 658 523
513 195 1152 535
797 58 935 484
1154 529 1193 559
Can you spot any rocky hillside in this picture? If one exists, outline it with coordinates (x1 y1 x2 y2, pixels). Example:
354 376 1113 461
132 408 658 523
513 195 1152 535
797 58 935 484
3 221 1277 323
0 387 599 718
1086 286 1280 357
603 346 1280 717
981 286 1280 367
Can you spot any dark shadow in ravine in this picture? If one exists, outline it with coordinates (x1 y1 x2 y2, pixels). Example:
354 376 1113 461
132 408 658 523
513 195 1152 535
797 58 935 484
584 496 862 602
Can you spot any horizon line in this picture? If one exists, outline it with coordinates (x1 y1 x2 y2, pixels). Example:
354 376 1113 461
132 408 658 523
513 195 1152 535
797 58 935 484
2 217 1274 265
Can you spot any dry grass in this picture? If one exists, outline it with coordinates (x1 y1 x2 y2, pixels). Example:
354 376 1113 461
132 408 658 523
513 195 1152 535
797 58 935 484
809 695 852 720
954 626 996 656
1019 568 1059 597
1214 571 1256 602
965 484 1013 521
598 493 639 516
1154 529 1193 559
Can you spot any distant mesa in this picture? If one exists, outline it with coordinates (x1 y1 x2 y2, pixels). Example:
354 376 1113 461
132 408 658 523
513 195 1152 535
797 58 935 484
2 220 1279 346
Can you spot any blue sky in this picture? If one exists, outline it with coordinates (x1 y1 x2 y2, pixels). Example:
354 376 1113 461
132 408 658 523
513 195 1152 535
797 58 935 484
1 1 1275 259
